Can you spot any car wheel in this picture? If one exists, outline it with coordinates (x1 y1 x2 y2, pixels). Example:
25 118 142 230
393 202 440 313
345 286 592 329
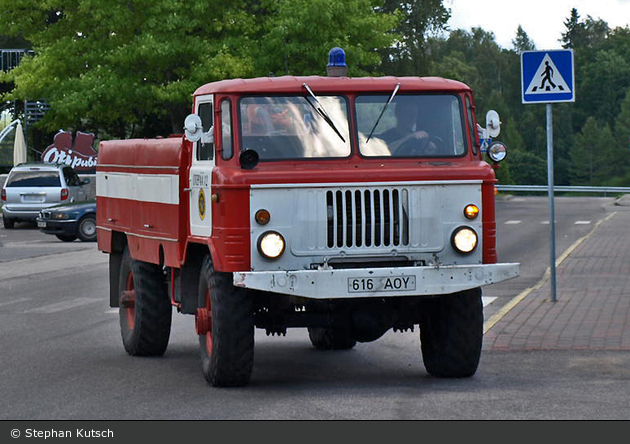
2 217 15 229
419 287 483 378
77 215 97 242
55 234 77 242
197 254 254 387
119 246 172 356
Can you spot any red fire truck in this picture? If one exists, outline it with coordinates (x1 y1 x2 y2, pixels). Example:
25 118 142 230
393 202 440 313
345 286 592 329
97 51 518 386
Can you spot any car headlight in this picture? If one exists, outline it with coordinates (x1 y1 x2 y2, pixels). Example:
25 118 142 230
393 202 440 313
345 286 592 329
52 213 70 220
451 227 478 254
258 231 286 259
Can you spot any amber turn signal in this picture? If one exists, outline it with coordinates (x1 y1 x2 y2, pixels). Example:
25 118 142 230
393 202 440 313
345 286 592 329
464 204 479 220
255 209 271 225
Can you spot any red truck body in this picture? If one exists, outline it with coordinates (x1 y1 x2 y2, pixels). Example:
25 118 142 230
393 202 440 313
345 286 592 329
96 73 518 386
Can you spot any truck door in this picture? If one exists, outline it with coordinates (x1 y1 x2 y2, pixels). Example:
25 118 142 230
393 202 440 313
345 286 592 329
189 94 214 237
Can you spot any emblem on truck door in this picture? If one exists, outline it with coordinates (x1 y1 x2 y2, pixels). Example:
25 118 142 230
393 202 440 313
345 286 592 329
198 188 206 221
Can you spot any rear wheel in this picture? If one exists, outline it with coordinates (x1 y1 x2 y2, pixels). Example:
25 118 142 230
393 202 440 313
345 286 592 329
308 327 356 350
2 217 14 229
197 254 254 387
55 234 77 242
77 215 97 242
419 288 483 378
118 247 172 356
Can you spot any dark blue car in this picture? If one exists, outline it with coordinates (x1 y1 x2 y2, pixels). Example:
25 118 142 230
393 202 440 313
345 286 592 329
36 200 97 242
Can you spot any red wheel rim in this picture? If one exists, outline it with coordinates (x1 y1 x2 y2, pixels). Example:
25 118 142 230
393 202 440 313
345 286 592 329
204 288 213 355
124 271 135 330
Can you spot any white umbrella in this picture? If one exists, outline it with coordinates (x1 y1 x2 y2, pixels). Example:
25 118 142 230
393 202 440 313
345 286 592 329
13 120 27 166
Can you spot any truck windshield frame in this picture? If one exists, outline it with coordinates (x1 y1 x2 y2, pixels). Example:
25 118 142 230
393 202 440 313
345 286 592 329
238 95 352 161
356 94 468 159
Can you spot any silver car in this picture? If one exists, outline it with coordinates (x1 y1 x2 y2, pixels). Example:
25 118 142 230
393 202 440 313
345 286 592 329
1 163 90 229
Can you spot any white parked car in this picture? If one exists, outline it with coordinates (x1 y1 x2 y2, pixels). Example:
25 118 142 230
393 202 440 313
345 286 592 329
1 162 90 229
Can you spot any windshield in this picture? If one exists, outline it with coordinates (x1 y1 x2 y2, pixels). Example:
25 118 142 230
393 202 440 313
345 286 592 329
6 171 61 187
356 95 467 157
239 96 350 159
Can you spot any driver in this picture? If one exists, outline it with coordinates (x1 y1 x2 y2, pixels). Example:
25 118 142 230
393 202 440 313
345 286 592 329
377 101 432 155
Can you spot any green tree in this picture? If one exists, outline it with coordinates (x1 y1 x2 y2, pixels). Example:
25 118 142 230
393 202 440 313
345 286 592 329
255 0 398 77
0 0 398 138
379 0 451 76
512 25 535 52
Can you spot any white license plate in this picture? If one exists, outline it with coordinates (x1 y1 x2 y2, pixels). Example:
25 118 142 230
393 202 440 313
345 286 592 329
23 195 45 202
348 276 416 293
37 221 47 228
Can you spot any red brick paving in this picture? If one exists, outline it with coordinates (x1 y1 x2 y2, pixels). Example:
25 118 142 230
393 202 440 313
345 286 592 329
484 210 630 351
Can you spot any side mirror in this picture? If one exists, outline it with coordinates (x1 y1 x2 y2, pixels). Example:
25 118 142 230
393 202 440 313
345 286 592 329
488 141 507 163
81 178 91 185
485 110 501 138
184 114 203 142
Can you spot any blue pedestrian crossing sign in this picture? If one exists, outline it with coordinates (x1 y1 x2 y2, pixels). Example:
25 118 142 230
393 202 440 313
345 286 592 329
521 50 575 104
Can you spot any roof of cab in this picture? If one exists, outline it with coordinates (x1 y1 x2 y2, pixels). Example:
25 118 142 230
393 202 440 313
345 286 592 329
194 76 471 96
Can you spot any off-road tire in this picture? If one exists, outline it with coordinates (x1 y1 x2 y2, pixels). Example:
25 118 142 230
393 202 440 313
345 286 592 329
307 327 356 350
419 287 483 378
198 254 254 387
55 234 77 242
77 215 97 242
118 246 172 356
3 217 15 229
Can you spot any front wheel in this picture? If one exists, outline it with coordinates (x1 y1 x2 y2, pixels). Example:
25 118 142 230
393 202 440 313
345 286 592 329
77 215 97 242
197 254 254 387
419 288 483 378
118 246 172 356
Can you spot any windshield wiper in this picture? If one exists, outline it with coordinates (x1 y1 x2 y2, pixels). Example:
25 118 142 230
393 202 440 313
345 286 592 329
302 83 346 143
365 82 401 143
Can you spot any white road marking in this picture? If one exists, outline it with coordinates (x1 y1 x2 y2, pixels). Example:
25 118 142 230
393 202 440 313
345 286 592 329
504 220 521 225
23 297 100 314
575 220 591 225
106 308 118 314
541 220 550 224
482 296 497 307
0 297 31 308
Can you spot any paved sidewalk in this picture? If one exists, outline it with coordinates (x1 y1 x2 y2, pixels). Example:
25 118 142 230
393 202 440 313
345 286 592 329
484 207 630 351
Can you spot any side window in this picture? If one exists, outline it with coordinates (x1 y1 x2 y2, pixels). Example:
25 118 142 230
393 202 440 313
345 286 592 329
197 102 214 161
63 168 80 186
465 96 478 155
221 99 233 160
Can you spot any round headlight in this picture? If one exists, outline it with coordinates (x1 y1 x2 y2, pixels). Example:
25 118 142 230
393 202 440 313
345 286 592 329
452 227 478 254
258 231 286 259
464 204 479 220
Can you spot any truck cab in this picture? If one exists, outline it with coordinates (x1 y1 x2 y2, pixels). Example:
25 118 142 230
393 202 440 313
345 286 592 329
97 62 519 387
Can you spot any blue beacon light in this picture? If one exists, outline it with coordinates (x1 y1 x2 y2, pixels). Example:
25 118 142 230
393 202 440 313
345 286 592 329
326 47 348 77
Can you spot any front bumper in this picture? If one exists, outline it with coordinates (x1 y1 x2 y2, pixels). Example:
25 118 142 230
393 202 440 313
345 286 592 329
36 218 79 235
234 263 520 299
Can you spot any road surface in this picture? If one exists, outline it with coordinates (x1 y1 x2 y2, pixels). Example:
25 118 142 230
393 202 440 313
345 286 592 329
2 196 629 420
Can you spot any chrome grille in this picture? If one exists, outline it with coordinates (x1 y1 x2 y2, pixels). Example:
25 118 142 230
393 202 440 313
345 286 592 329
326 188 409 249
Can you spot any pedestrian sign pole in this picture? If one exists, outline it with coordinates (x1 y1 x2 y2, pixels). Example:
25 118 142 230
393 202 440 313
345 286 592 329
521 49 575 303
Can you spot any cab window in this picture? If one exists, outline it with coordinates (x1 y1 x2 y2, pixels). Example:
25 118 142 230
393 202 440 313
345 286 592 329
197 102 213 161
221 99 233 160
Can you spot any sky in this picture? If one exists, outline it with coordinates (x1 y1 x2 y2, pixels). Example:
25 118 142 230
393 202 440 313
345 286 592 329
446 0 630 50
